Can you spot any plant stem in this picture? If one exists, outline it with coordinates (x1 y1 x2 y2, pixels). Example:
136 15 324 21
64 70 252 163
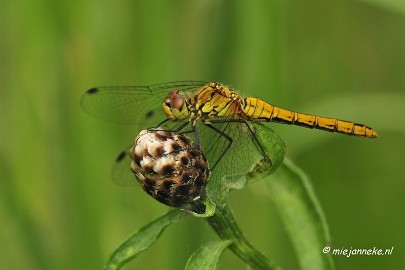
206 201 281 270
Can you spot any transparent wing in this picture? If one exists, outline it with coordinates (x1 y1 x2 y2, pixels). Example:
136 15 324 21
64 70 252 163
111 146 137 187
81 81 208 125
196 120 266 197
109 118 269 197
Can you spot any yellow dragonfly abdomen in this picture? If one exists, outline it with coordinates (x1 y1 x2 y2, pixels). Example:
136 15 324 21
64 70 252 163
242 97 378 138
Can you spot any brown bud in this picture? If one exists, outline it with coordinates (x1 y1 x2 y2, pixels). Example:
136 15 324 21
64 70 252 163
130 129 210 207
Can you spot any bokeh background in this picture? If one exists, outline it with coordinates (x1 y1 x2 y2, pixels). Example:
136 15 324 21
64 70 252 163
1 1 404 269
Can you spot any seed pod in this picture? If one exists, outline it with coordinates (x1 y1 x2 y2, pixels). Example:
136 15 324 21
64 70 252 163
129 129 210 207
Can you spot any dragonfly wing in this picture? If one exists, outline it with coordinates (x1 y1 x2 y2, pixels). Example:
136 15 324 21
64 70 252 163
195 119 266 197
109 119 269 195
111 147 138 186
81 81 208 125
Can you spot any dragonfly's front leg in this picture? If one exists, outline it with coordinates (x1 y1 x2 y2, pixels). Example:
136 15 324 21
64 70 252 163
147 119 190 133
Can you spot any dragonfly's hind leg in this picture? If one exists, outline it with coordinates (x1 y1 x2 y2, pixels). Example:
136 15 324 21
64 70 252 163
240 120 272 166
205 123 233 171
209 119 272 167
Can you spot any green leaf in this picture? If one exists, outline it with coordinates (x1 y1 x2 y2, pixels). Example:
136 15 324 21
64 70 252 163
202 123 285 269
266 158 335 270
182 196 217 218
185 240 233 270
207 202 281 270
245 122 286 182
204 122 286 205
104 209 188 270
216 122 286 197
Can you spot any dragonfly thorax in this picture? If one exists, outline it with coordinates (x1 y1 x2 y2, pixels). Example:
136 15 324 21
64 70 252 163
163 82 245 125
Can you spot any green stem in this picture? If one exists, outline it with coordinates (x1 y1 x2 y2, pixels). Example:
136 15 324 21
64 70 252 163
206 201 281 270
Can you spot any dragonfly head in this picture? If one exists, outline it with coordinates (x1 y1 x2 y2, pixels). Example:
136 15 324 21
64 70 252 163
162 90 189 121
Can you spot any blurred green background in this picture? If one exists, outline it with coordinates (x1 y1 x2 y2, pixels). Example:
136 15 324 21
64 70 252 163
1 0 404 269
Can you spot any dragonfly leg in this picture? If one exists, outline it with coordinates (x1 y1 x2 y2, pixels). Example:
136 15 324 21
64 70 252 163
240 120 272 166
146 122 202 157
210 119 272 166
163 124 202 156
205 123 233 171
148 120 190 133
146 118 170 131
157 118 170 127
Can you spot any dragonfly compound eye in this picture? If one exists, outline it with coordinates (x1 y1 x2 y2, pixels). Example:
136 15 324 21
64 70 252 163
165 90 183 108
169 93 185 110
129 129 210 207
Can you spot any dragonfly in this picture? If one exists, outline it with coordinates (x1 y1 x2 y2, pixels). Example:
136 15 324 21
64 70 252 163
81 81 378 190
